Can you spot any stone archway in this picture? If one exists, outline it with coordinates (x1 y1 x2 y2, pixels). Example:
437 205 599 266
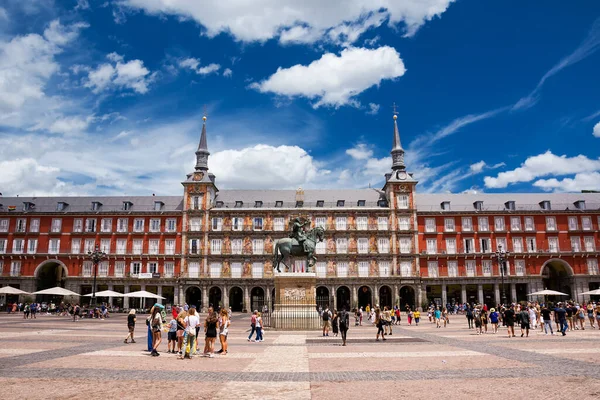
316 286 330 310
250 287 265 312
357 285 372 310
185 286 202 310
379 285 393 309
229 287 243 312
399 286 416 310
208 286 222 309
541 259 574 299
336 286 351 311
35 260 69 291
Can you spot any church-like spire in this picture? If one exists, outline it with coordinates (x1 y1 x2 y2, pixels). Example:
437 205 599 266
391 114 405 170
195 116 210 171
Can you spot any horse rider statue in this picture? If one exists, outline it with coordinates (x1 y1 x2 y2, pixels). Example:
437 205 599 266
290 217 309 252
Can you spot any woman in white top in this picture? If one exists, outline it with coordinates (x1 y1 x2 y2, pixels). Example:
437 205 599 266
150 307 163 357
179 306 199 359
217 308 230 355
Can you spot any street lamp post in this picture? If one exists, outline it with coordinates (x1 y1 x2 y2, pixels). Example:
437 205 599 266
88 244 107 307
494 244 509 306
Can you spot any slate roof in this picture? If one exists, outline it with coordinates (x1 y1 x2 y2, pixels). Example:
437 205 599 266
0 196 183 213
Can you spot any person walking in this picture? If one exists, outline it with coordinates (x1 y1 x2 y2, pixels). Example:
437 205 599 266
179 306 198 359
375 308 385 341
217 308 230 355
248 310 257 342
203 307 219 357
124 309 137 343
587 303 596 329
255 312 264 342
73 304 80 322
489 308 499 333
541 305 554 335
407 308 413 325
167 316 178 353
503 305 516 338
519 306 530 337
332 310 339 337
395 307 401 325
384 307 392 335
466 306 474 329
413 309 421 326
149 306 163 356
554 303 568 336
339 307 349 346
322 306 332 337
176 307 187 356
434 307 442 328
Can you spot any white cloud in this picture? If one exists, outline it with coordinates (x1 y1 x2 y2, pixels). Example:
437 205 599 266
46 115 92 135
366 103 380 115
197 63 220 75
75 0 90 10
120 0 455 44
593 121 600 138
178 57 221 75
533 172 600 192
484 151 600 189
0 7 8 20
346 144 373 160
469 161 486 173
223 68 232 78
84 54 154 94
250 46 406 108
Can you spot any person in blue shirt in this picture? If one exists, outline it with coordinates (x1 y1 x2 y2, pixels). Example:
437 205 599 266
489 308 499 334
554 303 568 336
434 307 442 328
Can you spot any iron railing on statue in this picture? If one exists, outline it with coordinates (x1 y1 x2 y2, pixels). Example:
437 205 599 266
254 298 324 330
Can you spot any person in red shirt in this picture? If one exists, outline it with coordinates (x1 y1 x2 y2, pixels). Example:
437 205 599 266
172 305 179 319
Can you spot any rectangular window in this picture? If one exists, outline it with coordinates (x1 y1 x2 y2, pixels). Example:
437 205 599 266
12 239 24 254
189 218 201 231
377 216 388 230
584 237 595 252
426 238 437 254
494 216 505 231
336 261 348 278
445 238 456 254
10 261 21 276
464 238 475 254
117 218 128 233
496 237 507 252
100 238 110 254
100 218 111 233
73 218 83 233
482 260 492 276
587 259 599 275
400 261 412 277
466 260 476 277
582 216 592 231
84 238 95 253
427 261 439 278
51 218 62 232
515 260 525 276
192 195 202 210
357 238 368 254
231 262 242 279
335 216 347 230
148 239 159 255
232 239 243 255
165 239 175 255
510 216 521 231
512 237 523 253
132 239 143 255
189 239 200 255
85 218 96 233
398 217 410 231
211 239 222 255
252 239 264 255
447 261 458 277
294 259 306 273
163 262 174 278
546 216 557 231
568 216 578 231
526 237 536 253
444 218 455 232
315 262 326 278
253 217 263 231
16 218 26 232
524 217 534 231
462 217 473 232
133 218 144 232
356 216 368 230
148 262 158 274
273 217 285 231
166 218 176 232
82 261 93 277
29 218 40 233
252 262 263 278
98 261 109 277
571 237 581 252
0 239 5 254
27 239 38 254
114 261 125 278
212 217 222 231
150 219 161 232
188 262 200 278
0 219 8 233
336 238 348 254
399 237 412 254
130 262 141 276
377 238 389 254
230 217 242 231
478 216 489 232
315 240 326 255
425 218 436 233
548 237 559 253
116 239 126 255
48 239 60 254
315 217 327 229
358 261 369 277
396 194 409 209
479 237 491 253
71 238 81 254
379 261 390 277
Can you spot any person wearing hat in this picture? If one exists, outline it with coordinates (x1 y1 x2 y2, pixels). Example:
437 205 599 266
489 308 499 334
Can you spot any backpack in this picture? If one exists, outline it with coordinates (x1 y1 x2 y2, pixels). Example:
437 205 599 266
323 311 330 321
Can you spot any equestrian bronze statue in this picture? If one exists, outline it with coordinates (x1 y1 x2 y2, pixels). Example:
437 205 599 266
272 217 325 273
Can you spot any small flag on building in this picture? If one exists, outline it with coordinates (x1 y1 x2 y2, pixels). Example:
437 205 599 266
7 205 16 211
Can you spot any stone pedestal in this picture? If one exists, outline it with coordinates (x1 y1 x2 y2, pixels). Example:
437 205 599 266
272 273 320 330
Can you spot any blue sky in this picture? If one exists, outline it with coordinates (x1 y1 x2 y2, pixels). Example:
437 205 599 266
0 0 599 196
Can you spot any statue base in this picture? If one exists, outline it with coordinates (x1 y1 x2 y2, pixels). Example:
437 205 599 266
272 272 321 330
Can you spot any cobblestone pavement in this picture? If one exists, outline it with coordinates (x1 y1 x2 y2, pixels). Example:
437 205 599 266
0 313 599 399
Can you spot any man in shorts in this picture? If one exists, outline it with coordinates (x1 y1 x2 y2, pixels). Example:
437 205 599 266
519 306 530 337
322 307 332 336
503 304 516 338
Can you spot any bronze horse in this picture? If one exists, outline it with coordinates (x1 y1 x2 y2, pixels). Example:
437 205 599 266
272 226 325 273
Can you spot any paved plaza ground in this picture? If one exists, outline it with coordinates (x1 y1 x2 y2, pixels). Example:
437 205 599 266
0 312 599 399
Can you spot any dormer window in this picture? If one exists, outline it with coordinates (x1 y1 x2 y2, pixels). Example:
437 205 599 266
377 199 388 207
336 200 345 207
23 202 35 211
275 201 283 208
123 201 133 211
357 200 366 207
254 201 263 208
504 201 515 211
234 201 243 208
316 200 324 207
296 200 304 208
57 202 68 211
441 201 450 211
216 201 224 208
540 200 551 211
473 201 483 211
91 201 102 211
574 200 586 210
154 201 164 211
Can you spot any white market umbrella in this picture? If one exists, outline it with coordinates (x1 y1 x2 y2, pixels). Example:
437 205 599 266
31 287 81 296
124 290 165 299
527 290 569 296
84 290 124 297
0 286 30 295
581 289 600 296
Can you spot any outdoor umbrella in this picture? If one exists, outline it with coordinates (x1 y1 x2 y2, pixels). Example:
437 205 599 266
0 286 30 295
527 290 569 296
31 287 81 296
84 290 125 297
123 290 165 299
581 289 600 296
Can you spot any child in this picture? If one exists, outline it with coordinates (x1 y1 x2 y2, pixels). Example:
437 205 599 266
413 309 421 326
167 317 178 353
407 309 413 325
